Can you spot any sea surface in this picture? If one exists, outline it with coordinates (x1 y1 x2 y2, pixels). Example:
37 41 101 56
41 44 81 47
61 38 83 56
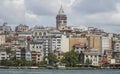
0 69 120 74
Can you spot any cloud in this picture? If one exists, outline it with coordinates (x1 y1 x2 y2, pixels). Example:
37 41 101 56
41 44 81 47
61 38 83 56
0 0 25 25
24 0 60 16
73 0 118 14
67 0 120 33
0 0 120 33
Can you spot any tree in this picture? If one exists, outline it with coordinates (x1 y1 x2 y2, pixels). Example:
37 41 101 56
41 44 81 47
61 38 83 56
5 47 11 54
0 60 7 66
37 61 46 67
61 50 79 67
47 53 58 65
85 58 92 65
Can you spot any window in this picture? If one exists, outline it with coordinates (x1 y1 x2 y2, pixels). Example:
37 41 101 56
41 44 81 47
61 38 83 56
38 55 40 57
57 39 61 41
57 21 61 23
52 42 55 44
67 36 69 38
37 36 39 38
116 44 119 46
117 47 119 49
1 54 5 56
39 46 41 48
35 32 37 36
57 42 61 43
39 32 42 36
91 56 92 57
43 32 46 36
36 46 38 48
33 46 34 48
64 21 67 23
57 45 61 46
53 39 56 41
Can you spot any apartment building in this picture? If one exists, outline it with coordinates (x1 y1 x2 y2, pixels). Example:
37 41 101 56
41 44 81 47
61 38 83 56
101 36 112 55
15 24 29 32
84 52 100 66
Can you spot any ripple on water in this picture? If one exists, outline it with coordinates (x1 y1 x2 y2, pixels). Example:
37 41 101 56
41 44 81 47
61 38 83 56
0 69 120 74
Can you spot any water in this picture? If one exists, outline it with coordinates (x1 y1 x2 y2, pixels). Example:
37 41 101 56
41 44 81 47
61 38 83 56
0 69 119 74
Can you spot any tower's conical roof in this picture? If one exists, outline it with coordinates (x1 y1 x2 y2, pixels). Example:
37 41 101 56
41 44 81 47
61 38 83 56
58 6 65 15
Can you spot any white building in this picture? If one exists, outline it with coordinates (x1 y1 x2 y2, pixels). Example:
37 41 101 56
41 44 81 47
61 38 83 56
15 24 29 32
84 52 100 66
101 37 111 55
29 40 44 52
0 51 9 60
110 59 116 64
0 23 12 31
32 28 50 57
71 26 88 32
36 52 44 63
50 35 61 51
61 35 69 52
32 28 48 40
29 40 44 62
15 48 21 59
73 44 87 53
25 52 31 61
114 37 120 52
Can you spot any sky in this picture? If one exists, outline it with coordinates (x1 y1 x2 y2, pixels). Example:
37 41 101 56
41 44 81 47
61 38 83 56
0 0 120 33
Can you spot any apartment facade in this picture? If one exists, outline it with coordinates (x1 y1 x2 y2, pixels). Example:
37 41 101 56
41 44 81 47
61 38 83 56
15 24 29 32
84 52 100 66
101 37 112 55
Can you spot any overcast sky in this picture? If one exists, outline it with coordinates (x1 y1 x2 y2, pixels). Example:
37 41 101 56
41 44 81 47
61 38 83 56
0 0 120 33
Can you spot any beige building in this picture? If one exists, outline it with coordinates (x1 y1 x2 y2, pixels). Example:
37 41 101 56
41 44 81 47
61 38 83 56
0 34 6 45
88 36 112 54
69 37 87 51
88 36 101 53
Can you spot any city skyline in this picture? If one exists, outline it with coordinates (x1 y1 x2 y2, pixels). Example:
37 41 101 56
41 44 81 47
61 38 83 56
0 0 120 33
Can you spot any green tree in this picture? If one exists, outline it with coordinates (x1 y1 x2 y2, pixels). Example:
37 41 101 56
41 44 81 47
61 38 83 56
61 50 79 67
37 61 46 67
5 47 11 54
47 53 58 65
25 61 33 66
85 58 92 65
0 60 7 66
